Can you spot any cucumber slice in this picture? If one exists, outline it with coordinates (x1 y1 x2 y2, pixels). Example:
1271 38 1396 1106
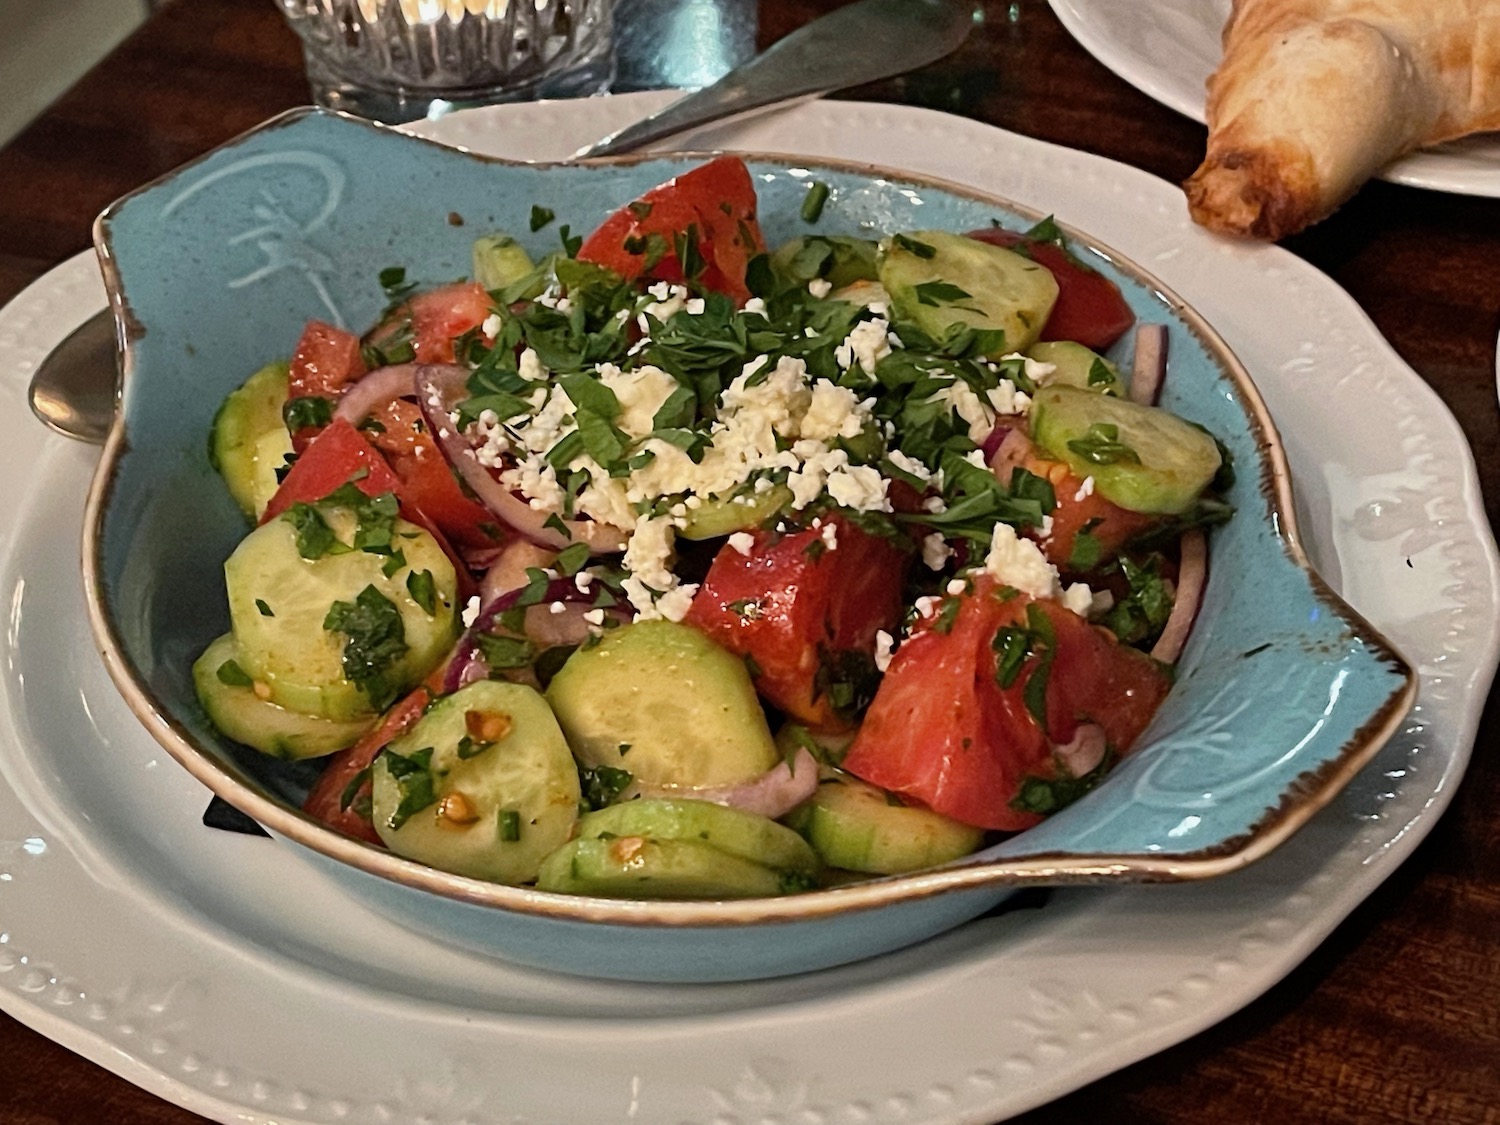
546 620 779 787
210 361 291 519
675 483 791 541
1026 340 1125 397
573 798 819 877
371 680 581 884
878 230 1059 355
193 633 374 759
472 233 539 294
535 837 792 899
225 507 459 720
770 235 880 289
784 770 984 874
1029 385 1222 515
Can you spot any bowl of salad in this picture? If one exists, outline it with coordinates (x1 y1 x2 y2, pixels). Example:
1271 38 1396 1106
83 108 1415 982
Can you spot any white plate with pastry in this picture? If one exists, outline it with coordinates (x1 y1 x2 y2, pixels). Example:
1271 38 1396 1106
1050 0 1500 203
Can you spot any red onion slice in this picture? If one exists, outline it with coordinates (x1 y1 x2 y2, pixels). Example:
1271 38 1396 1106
987 427 1035 486
619 747 822 821
480 540 559 605
1130 324 1168 406
331 363 421 425
415 365 627 554
1151 529 1207 664
1052 722 1108 778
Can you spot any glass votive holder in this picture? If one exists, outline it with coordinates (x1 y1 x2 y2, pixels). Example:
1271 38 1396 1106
277 0 615 123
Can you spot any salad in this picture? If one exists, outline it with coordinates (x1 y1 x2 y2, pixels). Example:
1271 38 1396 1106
195 156 1232 899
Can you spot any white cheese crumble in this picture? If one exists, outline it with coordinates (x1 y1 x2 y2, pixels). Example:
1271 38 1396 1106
874 629 897 673
835 317 893 376
461 595 482 629
1074 476 1096 501
728 531 755 555
983 522 1059 600
807 278 833 299
922 532 953 571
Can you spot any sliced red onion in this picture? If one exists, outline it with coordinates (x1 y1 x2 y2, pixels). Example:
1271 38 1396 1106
980 419 1015 463
987 427 1034 486
1052 722 1107 778
445 576 624 692
1130 324 1168 406
1151 529 1207 664
480 540 559 605
619 747 821 821
331 363 420 424
415 365 627 554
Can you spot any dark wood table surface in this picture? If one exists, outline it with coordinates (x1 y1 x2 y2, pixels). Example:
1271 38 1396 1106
2 1 1497 1122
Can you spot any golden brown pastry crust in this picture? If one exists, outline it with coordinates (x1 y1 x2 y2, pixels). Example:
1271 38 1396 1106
1185 0 1500 240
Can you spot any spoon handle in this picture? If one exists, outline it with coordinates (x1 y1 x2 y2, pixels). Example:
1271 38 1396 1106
573 0 973 159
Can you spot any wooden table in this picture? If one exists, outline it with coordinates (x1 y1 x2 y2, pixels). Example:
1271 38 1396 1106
2 1 1497 1121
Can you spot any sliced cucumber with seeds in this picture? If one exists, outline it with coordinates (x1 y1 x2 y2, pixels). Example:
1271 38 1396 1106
784 769 985 874
770 234 880 289
1029 385 1222 515
535 837 793 899
675 483 792 541
371 680 580 884
879 230 1059 356
225 506 458 720
193 633 374 759
1026 340 1125 397
210 361 292 519
572 799 819 877
546 620 779 787
472 233 539 294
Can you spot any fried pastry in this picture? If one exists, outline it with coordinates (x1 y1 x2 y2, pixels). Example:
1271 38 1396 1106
1185 0 1500 239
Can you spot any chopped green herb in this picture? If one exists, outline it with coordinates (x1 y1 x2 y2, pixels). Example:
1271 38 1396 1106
529 205 555 231
800 180 830 223
892 234 937 259
913 280 974 307
476 633 537 671
254 599 274 618
456 734 490 760
498 809 522 841
216 659 253 687
406 569 437 615
1068 423 1141 466
579 764 633 810
323 585 408 711
380 746 436 831
282 395 333 432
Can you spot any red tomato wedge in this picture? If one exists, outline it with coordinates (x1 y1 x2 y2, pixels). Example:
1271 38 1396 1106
302 686 433 845
684 515 910 731
259 418 476 598
967 228 1135 351
577 156 765 305
363 399 503 551
408 281 494 364
843 578 1171 831
288 320 367 402
990 428 1159 571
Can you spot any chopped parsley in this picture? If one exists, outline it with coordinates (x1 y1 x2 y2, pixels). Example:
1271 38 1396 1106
323 585 408 711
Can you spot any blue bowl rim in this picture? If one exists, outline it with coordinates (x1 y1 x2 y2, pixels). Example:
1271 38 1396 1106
80 106 1417 929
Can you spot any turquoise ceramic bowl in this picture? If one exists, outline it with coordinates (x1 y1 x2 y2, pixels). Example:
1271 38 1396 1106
84 108 1415 982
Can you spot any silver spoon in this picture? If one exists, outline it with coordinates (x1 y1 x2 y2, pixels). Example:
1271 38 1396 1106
574 0 974 158
29 0 975 444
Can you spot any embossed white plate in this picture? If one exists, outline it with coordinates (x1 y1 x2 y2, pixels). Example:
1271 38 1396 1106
1 94 1496 1125
1048 0 1500 197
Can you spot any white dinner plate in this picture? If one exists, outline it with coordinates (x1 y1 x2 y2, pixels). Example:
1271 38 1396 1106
1048 0 1500 197
1 92 1497 1125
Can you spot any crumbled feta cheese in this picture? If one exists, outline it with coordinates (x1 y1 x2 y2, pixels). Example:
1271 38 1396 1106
742 297 767 315
518 347 547 382
983 522 1059 600
575 571 595 591
583 608 606 626
799 381 869 443
1074 476 1096 502
480 312 503 337
986 379 1032 417
835 317 893 376
596 363 677 438
549 601 567 615
1039 515 1055 539
1060 582 1096 617
923 495 949 514
922 533 952 571
808 278 833 299
914 595 941 619
874 629 896 673
1001 352 1057 386
461 595 482 628
945 578 967 596
821 522 838 551
887 449 933 484
963 449 989 469
929 380 994 443
728 531 755 555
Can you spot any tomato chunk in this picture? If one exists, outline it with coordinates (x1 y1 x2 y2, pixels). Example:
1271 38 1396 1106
578 156 766 305
990 428 1159 571
966 228 1135 351
288 320 367 402
684 515 910 730
843 578 1170 831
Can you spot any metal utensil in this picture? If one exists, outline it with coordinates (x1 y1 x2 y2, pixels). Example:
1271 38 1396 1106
28 0 974 444
28 308 116 445
575 0 973 159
